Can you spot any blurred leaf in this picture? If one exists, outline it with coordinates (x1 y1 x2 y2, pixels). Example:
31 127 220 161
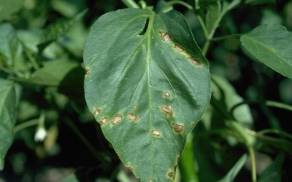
258 152 284 182
0 23 19 66
37 9 87 53
206 3 221 35
0 0 23 22
211 75 253 127
61 173 80 182
205 0 240 35
14 60 83 89
240 24 292 79
217 154 248 182
51 0 79 18
84 8 211 181
260 9 282 25
0 78 17 170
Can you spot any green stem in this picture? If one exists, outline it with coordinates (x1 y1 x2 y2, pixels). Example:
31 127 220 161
258 129 292 141
266 100 292 112
246 129 292 145
247 146 257 182
160 1 193 13
179 132 200 182
211 34 241 42
122 0 140 8
13 119 39 133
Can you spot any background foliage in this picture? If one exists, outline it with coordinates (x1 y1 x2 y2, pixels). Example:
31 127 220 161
0 0 292 182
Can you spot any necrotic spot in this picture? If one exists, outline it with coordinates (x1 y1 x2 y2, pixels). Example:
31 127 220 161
173 123 184 133
112 114 122 125
174 44 184 52
152 130 160 136
159 31 172 41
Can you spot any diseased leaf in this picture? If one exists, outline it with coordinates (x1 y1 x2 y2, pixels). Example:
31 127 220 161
240 25 292 79
0 78 17 170
84 8 211 181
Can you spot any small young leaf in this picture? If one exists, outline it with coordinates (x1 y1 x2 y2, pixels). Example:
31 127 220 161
84 8 211 181
0 78 17 170
240 25 292 79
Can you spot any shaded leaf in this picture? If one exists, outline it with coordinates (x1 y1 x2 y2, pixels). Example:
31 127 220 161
211 75 253 128
240 24 292 79
0 78 17 170
258 152 284 182
0 0 23 22
61 173 79 182
37 9 87 53
84 8 211 181
0 23 19 66
217 154 248 182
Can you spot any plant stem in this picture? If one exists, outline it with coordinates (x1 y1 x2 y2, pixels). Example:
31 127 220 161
247 146 257 182
160 1 193 13
13 119 39 133
122 0 140 8
266 100 292 112
210 34 241 41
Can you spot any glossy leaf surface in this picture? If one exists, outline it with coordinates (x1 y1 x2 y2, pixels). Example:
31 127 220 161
84 8 210 181
0 78 16 170
240 25 292 79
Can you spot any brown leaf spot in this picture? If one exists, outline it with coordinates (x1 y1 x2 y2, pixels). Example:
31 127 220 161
85 70 90 76
134 105 138 109
159 31 172 41
128 113 139 122
93 109 100 116
164 91 170 97
152 130 160 137
112 114 122 125
191 122 196 126
174 44 184 52
149 179 153 182
99 117 108 125
188 56 201 66
173 123 184 133
162 105 173 117
168 171 174 178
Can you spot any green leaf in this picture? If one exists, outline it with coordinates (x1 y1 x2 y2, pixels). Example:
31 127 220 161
0 23 19 66
240 25 292 79
216 154 248 182
0 78 17 170
258 152 284 182
61 173 80 182
37 9 87 53
84 8 211 181
0 0 23 22
211 75 253 128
